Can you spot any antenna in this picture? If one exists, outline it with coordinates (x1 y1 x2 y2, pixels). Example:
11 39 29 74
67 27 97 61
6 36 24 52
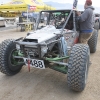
61 0 78 34
73 0 78 9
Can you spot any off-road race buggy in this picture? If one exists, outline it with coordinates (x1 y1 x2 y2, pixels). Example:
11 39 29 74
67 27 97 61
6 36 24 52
0 9 98 92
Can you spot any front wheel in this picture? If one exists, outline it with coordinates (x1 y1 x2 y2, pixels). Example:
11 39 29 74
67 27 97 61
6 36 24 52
67 44 90 92
0 39 23 75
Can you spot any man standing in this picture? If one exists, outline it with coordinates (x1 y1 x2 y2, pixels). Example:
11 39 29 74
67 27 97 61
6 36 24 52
77 0 94 44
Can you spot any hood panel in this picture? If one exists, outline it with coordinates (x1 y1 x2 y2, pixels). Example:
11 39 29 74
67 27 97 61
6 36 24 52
26 25 61 43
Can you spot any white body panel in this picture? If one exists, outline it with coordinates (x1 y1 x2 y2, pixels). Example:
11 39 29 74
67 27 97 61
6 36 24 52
26 25 61 43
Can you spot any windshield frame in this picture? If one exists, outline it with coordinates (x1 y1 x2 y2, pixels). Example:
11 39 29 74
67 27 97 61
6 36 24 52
34 10 75 33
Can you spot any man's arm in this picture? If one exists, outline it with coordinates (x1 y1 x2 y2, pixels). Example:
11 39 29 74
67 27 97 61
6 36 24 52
78 9 89 22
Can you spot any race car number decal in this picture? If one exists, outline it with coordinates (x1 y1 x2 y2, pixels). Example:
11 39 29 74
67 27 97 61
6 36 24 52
23 58 45 69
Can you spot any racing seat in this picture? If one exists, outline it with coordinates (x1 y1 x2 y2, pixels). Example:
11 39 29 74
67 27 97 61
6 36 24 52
56 21 65 29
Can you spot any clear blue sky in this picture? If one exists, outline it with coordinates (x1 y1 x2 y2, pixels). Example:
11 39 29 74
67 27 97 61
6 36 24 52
0 0 100 7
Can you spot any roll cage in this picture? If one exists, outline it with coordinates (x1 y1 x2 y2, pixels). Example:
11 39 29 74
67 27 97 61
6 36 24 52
35 10 79 33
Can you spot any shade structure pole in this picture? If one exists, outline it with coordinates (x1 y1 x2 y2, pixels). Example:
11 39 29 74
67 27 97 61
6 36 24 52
27 9 28 23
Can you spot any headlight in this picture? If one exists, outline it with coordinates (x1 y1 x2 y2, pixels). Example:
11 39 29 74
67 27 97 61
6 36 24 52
41 47 48 54
16 44 20 50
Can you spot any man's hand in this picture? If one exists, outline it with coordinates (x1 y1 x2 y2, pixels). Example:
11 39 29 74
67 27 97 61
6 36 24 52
73 9 81 16
76 11 81 16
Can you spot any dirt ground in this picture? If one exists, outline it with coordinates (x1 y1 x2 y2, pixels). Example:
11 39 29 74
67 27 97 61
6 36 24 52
0 29 100 100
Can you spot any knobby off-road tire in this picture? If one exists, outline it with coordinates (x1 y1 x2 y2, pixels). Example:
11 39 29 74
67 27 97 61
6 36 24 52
94 22 99 31
88 29 98 53
67 44 90 92
0 39 23 76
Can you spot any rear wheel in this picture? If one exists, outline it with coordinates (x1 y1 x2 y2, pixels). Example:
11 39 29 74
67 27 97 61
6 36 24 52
99 21 100 29
94 22 99 31
88 29 98 53
0 39 23 75
67 44 90 92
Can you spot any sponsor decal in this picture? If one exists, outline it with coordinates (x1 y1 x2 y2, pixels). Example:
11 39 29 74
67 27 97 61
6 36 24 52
28 5 36 10
31 0 43 5
10 1 23 4
73 0 78 9
22 12 34 17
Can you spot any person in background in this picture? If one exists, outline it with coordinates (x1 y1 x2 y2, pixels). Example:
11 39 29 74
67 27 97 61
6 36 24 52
44 13 47 25
76 0 94 44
